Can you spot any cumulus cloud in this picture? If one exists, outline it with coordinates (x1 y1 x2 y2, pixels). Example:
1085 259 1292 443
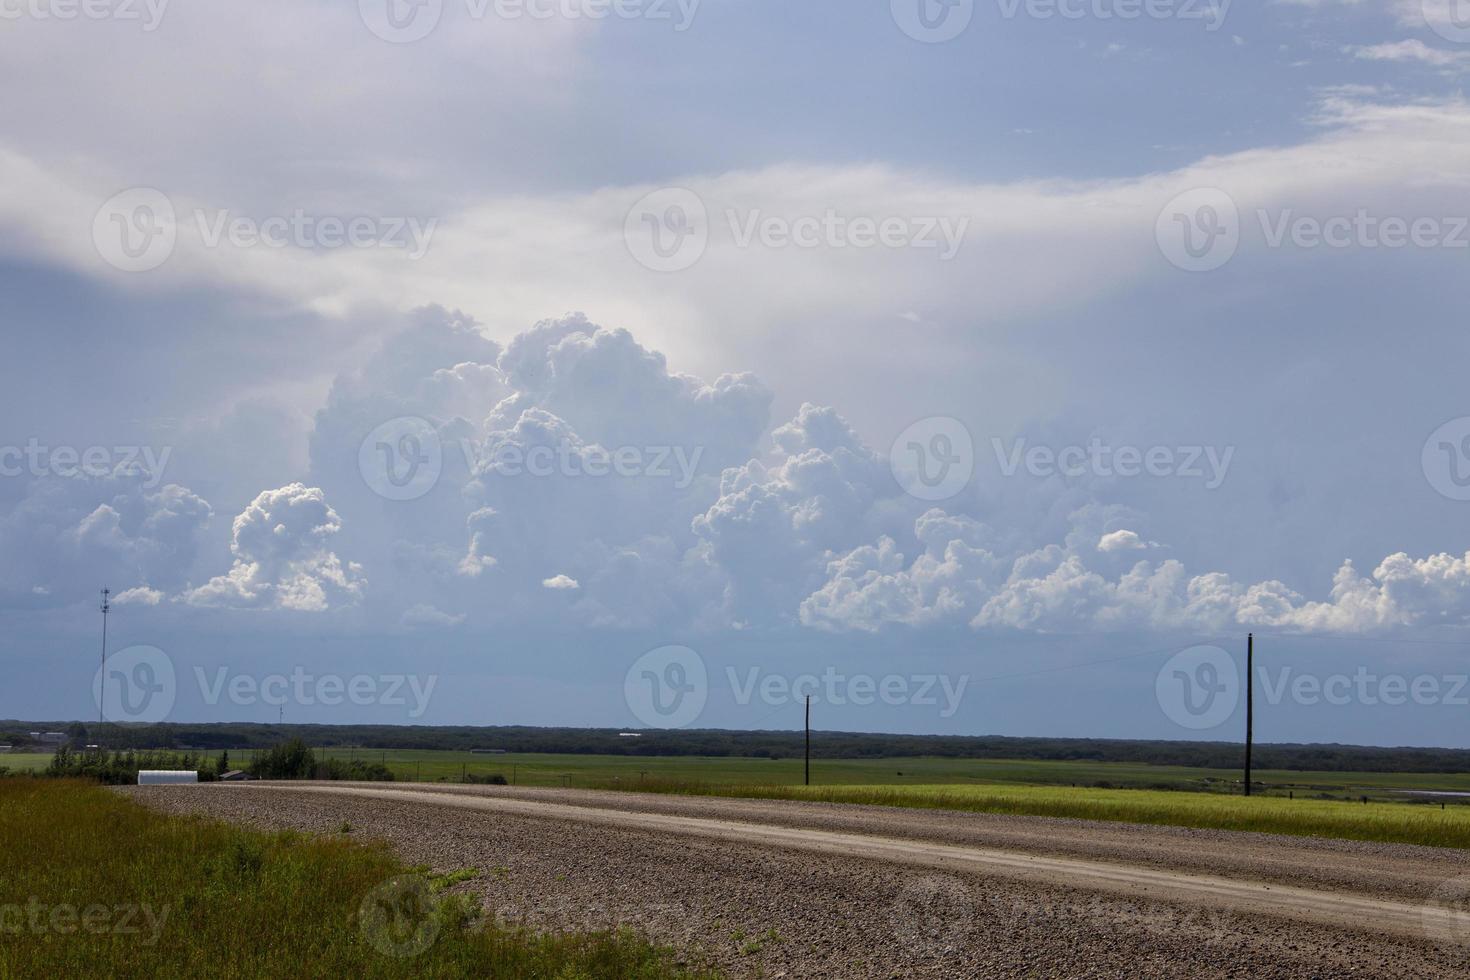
1098 529 1148 553
296 311 1470 637
18 304 1470 640
184 484 363 612
807 507 1470 637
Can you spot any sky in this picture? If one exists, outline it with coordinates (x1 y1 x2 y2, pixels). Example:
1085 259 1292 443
4 0 1470 747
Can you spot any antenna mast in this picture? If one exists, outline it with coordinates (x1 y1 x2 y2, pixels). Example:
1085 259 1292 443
98 588 111 727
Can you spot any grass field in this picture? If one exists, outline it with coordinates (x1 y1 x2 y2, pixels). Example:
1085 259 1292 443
11 747 1470 848
223 749 1470 799
609 779 1470 850
0 779 719 978
12 747 1470 798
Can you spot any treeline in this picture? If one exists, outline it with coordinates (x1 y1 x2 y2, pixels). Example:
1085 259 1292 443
8 720 1470 774
43 747 224 785
247 739 393 782
32 741 393 784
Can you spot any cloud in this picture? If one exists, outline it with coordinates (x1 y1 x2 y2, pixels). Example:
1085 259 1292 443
400 604 466 628
542 574 580 590
807 509 1470 636
0 467 212 608
184 483 364 612
1098 529 1148 552
112 586 164 606
1348 40 1470 68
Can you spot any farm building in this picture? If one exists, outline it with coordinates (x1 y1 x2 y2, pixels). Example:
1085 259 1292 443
137 770 199 785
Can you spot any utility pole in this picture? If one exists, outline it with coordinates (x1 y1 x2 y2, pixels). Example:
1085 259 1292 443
98 588 110 727
1244 633 1254 797
804 695 811 787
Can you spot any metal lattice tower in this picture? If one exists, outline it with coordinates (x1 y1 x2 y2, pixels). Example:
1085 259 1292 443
98 588 110 726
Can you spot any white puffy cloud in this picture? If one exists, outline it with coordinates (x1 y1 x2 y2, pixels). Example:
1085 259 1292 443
798 485 1470 637
542 575 579 590
296 311 771 629
184 483 363 612
692 403 902 625
1098 529 1147 553
113 586 164 606
800 511 1001 633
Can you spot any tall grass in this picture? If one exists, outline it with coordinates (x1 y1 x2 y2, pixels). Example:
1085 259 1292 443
602 778 1470 850
0 780 719 979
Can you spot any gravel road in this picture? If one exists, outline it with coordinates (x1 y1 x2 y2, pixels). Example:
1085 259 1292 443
124 782 1470 979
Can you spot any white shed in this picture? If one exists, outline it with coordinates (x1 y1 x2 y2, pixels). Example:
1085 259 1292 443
137 770 199 785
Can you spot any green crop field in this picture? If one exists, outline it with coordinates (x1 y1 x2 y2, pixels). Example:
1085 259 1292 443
616 781 1470 849
12 747 1470 846
14 747 1470 800
256 749 1470 800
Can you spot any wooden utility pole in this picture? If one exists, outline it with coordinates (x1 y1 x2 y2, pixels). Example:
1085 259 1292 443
804 695 811 786
1244 633 1254 797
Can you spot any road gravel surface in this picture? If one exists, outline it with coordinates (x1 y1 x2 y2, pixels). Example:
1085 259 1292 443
125 782 1470 978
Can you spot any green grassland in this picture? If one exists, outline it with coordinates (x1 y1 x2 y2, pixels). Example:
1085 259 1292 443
13 747 1470 798
613 780 1470 849
256 749 1470 798
0 779 718 979
12 747 1470 848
